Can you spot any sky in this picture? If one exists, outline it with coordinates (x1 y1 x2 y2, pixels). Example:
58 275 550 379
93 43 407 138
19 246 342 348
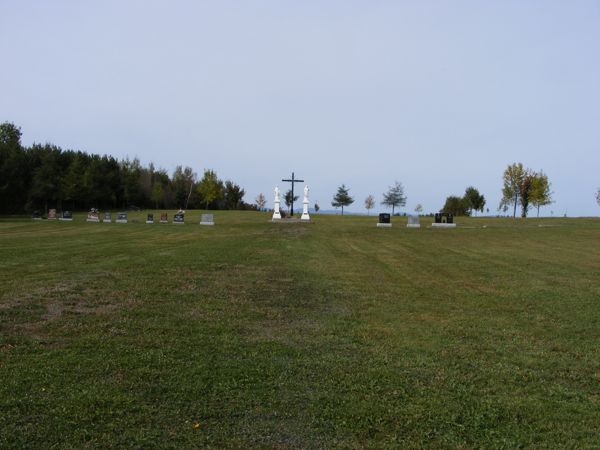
1 0 599 216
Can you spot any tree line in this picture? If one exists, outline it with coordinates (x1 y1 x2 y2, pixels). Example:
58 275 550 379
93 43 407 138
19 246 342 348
0 122 253 214
327 163 556 218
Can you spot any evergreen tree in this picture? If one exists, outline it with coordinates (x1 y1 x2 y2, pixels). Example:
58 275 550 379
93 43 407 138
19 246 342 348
381 181 406 215
332 184 354 216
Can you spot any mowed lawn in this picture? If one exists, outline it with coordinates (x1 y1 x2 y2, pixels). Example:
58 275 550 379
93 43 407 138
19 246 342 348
1 212 599 448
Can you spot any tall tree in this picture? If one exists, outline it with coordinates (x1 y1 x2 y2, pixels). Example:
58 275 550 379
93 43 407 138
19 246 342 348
529 172 553 217
0 122 28 213
364 195 375 215
463 186 485 216
381 181 406 215
414 204 423 214
597 188 600 207
332 184 354 216
255 193 266 211
500 163 526 217
223 180 245 210
197 169 221 210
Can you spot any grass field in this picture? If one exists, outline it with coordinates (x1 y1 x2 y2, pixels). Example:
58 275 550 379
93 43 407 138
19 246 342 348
1 212 599 448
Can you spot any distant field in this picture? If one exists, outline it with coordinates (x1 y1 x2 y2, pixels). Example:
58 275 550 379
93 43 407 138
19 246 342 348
1 212 599 448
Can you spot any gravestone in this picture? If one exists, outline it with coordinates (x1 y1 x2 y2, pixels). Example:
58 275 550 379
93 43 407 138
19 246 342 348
32 210 42 220
173 212 185 224
59 210 73 221
47 209 57 220
160 213 168 224
377 213 392 228
103 212 112 223
407 215 420 228
86 208 100 223
116 212 128 224
432 212 456 228
146 213 154 224
200 214 214 226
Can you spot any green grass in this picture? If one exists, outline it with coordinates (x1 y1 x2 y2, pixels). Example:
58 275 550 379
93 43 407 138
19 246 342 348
1 212 599 448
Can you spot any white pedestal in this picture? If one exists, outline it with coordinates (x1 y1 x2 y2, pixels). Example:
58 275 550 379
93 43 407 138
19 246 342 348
301 200 310 221
272 200 281 220
406 224 421 228
376 223 392 228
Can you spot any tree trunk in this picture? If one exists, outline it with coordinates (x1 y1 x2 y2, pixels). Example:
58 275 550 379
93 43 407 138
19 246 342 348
513 195 518 218
341 206 344 216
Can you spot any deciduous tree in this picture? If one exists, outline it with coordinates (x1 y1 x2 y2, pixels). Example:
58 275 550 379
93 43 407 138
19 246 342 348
464 186 485 216
529 172 553 217
500 163 526 217
255 193 266 211
364 195 375 215
442 196 469 216
197 169 221 210
223 180 245 210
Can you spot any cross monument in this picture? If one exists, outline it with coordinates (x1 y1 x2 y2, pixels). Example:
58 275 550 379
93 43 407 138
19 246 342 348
281 172 304 216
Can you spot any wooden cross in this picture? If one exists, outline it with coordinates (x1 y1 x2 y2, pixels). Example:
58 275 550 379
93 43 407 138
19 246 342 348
281 172 304 216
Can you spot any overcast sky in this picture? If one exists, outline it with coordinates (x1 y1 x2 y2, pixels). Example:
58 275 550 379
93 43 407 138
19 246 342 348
2 1 599 216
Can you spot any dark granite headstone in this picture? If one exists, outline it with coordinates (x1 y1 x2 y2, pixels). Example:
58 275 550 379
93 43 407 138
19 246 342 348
60 210 73 221
32 210 42 220
146 213 154 224
116 212 128 224
378 213 391 224
377 213 392 228
103 212 112 223
435 213 454 224
173 213 185 224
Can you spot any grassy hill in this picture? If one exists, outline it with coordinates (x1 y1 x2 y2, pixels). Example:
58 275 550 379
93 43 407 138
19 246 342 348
1 212 599 448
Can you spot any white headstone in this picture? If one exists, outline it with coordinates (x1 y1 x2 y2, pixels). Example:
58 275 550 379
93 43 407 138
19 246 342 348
200 214 214 226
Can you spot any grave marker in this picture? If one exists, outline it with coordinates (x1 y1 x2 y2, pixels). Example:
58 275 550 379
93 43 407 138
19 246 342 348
407 215 420 228
160 213 168 224
146 213 154 224
116 212 128 224
200 214 214 226
432 213 456 228
377 213 392 228
59 211 73 221
47 209 57 220
86 208 100 223
103 212 112 223
173 212 185 224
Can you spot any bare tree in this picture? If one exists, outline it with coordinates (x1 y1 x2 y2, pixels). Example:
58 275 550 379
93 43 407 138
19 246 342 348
255 193 266 211
364 195 375 215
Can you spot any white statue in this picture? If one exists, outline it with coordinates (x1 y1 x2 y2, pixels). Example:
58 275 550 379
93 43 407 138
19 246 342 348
301 185 310 221
272 186 281 220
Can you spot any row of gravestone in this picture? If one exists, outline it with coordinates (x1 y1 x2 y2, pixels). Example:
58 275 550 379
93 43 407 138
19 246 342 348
34 209 214 225
376 213 456 228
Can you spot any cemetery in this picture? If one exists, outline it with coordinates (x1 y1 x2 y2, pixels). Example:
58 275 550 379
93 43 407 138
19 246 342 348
1 1 598 445
1 211 599 448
